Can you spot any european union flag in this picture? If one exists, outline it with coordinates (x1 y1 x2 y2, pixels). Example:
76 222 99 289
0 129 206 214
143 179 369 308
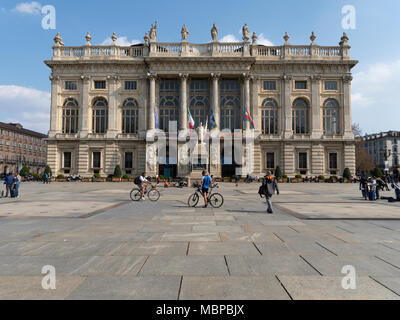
210 109 217 130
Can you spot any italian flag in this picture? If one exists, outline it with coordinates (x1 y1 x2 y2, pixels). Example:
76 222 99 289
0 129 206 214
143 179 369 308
188 108 195 130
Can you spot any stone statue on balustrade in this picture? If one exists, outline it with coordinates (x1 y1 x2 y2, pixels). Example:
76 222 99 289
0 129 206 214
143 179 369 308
242 24 250 42
211 23 218 42
181 24 189 42
149 22 157 42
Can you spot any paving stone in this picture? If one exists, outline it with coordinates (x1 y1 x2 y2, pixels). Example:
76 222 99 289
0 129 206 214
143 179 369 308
226 255 319 276
370 277 400 296
112 242 188 256
139 256 229 276
160 232 220 242
0 275 86 300
67 276 181 300
278 276 400 300
189 242 261 256
192 226 243 233
180 276 290 300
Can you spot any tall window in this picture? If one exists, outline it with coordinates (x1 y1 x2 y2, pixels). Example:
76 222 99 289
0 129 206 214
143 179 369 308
62 98 79 134
159 79 180 132
190 80 210 128
92 97 108 134
323 98 340 135
299 152 308 170
93 152 101 169
266 152 275 169
329 153 338 172
122 98 139 134
63 152 72 168
261 98 279 135
220 80 241 130
125 152 133 173
292 98 309 134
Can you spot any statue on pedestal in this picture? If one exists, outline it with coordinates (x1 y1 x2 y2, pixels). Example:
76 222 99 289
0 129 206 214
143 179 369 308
149 22 157 42
242 24 250 42
211 23 218 42
181 24 189 42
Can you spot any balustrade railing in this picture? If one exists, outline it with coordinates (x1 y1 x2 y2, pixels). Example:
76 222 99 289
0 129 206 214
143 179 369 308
53 42 348 60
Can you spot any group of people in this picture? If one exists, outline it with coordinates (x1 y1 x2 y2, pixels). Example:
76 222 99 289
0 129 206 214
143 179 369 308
358 173 400 202
3 172 22 198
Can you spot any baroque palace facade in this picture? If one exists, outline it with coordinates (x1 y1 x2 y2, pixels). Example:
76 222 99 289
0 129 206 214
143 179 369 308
45 24 358 178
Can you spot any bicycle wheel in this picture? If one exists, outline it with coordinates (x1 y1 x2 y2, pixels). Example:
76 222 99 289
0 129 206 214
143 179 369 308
209 193 224 208
188 193 199 207
148 189 160 202
130 189 142 201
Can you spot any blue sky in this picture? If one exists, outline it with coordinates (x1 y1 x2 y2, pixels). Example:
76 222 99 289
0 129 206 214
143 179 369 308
0 0 399 134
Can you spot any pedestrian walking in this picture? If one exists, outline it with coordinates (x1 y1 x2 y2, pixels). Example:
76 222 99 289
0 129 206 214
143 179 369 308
259 171 280 214
359 176 368 200
4 172 15 198
15 172 21 198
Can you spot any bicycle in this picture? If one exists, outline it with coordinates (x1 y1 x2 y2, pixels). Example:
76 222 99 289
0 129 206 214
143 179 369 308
130 183 160 202
188 183 224 208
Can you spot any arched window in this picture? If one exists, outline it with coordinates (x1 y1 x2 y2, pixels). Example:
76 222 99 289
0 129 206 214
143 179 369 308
62 98 79 134
261 98 279 135
220 80 241 130
122 98 139 134
159 80 180 132
92 97 108 134
292 98 309 134
323 98 340 135
190 80 210 128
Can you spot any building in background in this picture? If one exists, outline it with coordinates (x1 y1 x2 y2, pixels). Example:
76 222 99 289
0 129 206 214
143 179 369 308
362 131 400 172
0 122 47 175
44 24 357 178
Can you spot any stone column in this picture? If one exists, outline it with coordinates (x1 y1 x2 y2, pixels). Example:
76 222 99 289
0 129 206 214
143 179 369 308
282 75 292 138
49 75 60 137
179 73 188 130
107 75 120 138
243 74 251 130
343 75 354 138
148 74 157 130
311 75 322 139
251 76 260 134
211 73 220 130
79 76 90 138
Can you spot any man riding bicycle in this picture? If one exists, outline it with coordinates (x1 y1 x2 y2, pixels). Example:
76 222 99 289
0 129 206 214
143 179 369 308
139 172 149 200
201 170 212 208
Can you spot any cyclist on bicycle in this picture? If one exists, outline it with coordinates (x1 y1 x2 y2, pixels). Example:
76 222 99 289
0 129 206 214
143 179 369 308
140 172 149 200
201 170 212 208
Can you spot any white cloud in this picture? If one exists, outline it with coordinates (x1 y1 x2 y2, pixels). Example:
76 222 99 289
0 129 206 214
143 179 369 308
220 34 240 43
352 59 400 134
13 2 42 15
0 85 50 134
257 33 274 46
101 36 141 46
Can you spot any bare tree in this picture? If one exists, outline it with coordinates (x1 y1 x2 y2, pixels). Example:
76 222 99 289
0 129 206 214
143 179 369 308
355 140 375 173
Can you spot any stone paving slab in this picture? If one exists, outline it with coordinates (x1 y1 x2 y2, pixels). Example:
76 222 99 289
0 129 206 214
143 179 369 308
278 276 400 300
66 276 181 300
226 255 320 276
139 256 229 276
0 275 86 300
112 242 188 256
180 276 290 300
188 242 261 256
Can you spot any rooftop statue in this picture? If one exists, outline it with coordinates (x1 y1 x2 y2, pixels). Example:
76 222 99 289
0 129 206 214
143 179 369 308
149 22 157 42
211 23 218 42
242 24 250 42
181 24 189 42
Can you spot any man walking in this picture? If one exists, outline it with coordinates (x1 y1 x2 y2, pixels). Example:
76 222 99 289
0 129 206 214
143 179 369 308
260 171 280 214
4 172 15 198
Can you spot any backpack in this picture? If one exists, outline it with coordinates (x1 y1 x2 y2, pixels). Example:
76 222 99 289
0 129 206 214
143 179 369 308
134 177 141 185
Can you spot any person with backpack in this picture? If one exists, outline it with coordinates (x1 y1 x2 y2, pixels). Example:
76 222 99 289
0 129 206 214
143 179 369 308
138 172 149 200
201 170 212 208
4 172 15 198
259 171 280 214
